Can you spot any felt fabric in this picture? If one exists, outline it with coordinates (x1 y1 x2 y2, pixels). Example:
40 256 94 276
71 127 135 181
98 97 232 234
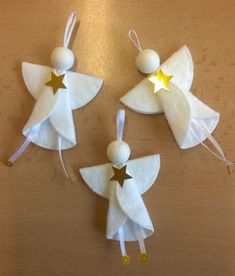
120 46 220 149
22 62 103 150
80 154 160 241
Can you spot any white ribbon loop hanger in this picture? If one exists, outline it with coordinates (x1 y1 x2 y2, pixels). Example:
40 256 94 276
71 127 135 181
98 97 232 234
128 30 143 52
63 11 79 49
117 109 126 141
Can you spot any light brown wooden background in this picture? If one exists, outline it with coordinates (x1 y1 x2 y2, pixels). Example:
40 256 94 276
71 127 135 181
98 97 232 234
0 0 235 275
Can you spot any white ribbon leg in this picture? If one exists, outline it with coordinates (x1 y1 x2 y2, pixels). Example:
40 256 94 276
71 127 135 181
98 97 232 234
138 238 147 255
118 226 130 265
58 136 69 178
118 226 126 256
134 224 148 264
6 127 37 166
191 120 234 173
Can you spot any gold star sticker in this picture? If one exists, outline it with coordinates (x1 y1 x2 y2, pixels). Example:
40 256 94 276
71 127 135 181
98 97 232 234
110 165 132 187
148 69 173 93
45 72 67 95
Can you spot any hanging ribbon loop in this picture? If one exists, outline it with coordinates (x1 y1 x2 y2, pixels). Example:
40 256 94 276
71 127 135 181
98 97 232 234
63 11 78 48
128 30 143 51
116 109 125 141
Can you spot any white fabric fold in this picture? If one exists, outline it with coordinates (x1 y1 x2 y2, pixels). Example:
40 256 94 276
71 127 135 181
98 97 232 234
49 78 76 147
113 179 154 241
158 83 220 149
23 72 76 150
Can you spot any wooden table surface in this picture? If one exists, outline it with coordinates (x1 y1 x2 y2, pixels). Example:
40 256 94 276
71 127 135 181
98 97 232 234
0 1 235 275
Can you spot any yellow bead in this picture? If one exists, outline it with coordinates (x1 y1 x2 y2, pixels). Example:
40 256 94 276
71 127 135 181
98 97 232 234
139 253 148 264
122 255 130 265
5 161 13 167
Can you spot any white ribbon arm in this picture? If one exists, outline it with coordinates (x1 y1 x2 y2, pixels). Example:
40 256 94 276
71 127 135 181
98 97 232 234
58 136 69 178
63 11 78 48
6 127 38 166
6 138 31 166
116 109 125 141
191 120 234 174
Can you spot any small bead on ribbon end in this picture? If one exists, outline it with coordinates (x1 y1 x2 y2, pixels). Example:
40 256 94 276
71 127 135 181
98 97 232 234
5 160 13 167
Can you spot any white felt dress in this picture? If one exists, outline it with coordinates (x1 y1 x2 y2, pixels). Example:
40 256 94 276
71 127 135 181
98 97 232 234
22 62 103 150
121 46 220 149
80 154 160 241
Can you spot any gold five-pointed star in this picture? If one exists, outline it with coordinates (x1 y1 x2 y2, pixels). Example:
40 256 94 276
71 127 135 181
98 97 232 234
148 69 173 93
45 72 67 95
110 165 132 187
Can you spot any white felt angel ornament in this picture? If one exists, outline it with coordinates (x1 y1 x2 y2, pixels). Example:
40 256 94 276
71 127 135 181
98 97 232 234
6 11 103 176
121 30 234 173
80 110 160 265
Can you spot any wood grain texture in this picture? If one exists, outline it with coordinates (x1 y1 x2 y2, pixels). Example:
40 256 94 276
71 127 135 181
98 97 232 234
0 0 235 275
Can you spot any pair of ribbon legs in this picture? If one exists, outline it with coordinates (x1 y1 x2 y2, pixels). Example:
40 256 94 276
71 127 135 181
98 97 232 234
118 224 148 265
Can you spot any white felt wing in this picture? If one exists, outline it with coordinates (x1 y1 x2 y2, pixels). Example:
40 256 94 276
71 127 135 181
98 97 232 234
66 71 103 110
120 46 194 114
79 163 113 200
126 154 160 195
22 62 53 99
120 78 163 114
160 45 194 93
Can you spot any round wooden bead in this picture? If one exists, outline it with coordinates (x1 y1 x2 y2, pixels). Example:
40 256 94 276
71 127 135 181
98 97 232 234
107 140 131 166
50 47 74 71
136 49 160 74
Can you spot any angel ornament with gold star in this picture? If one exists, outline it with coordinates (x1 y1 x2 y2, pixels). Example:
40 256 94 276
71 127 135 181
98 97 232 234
121 30 234 172
6 11 103 176
80 110 160 265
